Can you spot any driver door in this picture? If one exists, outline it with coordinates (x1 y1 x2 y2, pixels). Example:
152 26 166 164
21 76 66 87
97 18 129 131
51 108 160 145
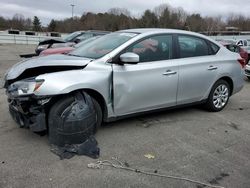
112 34 179 116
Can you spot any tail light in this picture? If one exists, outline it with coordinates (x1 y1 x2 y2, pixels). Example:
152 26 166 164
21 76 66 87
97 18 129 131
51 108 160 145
238 58 246 68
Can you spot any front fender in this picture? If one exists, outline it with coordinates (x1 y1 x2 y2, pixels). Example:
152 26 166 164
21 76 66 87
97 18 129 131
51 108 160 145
35 68 112 104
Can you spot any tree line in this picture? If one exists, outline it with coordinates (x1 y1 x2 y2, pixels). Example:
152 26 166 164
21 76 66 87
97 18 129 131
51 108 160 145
1 4 250 33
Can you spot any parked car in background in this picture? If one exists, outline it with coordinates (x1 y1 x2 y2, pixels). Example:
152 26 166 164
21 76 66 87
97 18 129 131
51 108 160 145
4 29 244 144
35 30 110 55
39 46 74 56
221 42 249 64
217 39 250 64
245 63 250 80
235 39 250 63
39 36 100 56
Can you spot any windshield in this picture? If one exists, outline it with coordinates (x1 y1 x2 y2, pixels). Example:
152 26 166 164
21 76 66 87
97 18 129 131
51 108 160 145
69 32 138 59
63 31 82 42
76 33 94 41
74 36 100 48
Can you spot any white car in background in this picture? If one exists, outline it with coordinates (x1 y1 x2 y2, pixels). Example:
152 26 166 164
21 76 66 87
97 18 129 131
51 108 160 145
245 63 250 80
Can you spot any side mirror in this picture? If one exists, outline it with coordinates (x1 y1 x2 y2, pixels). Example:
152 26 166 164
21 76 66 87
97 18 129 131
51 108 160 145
120 52 139 64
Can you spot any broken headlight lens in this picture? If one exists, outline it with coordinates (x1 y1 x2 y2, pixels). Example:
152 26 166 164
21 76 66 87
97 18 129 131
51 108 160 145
8 78 44 96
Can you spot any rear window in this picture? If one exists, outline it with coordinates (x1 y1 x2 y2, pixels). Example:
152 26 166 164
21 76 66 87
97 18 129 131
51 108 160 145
209 41 220 54
226 45 240 53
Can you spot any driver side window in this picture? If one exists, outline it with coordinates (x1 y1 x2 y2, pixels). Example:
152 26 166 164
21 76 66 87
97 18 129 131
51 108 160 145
126 35 173 63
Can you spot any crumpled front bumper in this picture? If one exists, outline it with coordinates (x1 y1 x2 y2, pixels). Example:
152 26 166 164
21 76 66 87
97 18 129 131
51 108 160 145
7 95 50 132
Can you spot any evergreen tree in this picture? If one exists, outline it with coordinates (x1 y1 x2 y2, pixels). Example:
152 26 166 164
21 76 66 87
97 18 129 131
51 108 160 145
32 16 41 31
48 19 56 31
140 10 158 28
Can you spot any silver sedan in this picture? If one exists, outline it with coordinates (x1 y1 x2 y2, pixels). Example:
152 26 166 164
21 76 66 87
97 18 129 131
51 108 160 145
4 29 245 143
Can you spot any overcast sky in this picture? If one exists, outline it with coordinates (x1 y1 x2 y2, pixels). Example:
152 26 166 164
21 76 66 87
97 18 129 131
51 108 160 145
1 0 250 25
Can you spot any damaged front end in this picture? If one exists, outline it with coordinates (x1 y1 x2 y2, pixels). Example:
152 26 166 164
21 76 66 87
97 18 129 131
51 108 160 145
6 79 52 132
4 54 92 133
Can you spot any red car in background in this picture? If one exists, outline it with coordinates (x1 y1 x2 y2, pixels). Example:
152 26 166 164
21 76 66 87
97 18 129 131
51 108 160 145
40 46 74 56
40 37 99 56
221 42 248 65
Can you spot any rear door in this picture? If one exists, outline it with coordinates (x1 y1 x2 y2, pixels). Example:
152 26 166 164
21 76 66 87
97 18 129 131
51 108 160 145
113 34 179 116
176 35 219 105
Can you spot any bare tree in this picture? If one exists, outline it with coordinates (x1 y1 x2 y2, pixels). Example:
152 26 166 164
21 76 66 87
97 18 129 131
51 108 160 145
11 14 25 30
1 4 250 33
108 8 131 17
154 4 170 18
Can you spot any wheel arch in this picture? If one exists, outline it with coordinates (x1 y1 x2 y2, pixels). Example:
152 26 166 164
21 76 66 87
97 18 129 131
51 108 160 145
218 76 234 96
45 88 108 126
82 88 108 122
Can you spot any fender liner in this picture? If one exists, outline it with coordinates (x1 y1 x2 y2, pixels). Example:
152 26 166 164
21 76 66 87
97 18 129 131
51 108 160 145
49 91 97 147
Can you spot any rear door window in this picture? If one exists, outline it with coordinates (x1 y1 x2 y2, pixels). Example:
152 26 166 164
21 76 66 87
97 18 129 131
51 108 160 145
178 35 210 58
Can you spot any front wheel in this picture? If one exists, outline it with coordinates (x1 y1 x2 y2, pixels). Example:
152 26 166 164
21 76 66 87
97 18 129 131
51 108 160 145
205 80 230 112
91 97 102 133
48 92 102 146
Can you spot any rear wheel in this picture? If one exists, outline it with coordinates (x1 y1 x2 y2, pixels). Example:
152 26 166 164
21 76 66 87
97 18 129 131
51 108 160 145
205 80 230 112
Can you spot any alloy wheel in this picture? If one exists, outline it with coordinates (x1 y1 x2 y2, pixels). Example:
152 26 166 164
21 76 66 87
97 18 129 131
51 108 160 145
212 84 229 109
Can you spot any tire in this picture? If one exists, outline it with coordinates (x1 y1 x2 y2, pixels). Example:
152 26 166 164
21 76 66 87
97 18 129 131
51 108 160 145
91 97 102 133
247 76 250 81
205 80 230 112
48 93 102 146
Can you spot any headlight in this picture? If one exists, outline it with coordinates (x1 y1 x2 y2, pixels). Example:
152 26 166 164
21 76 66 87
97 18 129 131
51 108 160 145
8 78 44 96
37 44 49 50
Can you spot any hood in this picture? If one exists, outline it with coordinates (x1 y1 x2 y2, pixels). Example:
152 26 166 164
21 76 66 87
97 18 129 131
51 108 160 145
6 54 92 80
38 39 65 45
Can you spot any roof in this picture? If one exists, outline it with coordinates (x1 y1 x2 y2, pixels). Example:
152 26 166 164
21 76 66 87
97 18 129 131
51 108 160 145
119 28 211 38
120 28 177 33
118 28 217 44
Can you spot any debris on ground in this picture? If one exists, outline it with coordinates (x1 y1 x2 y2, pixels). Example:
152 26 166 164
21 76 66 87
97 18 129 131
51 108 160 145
51 135 100 160
87 158 225 188
144 154 155 159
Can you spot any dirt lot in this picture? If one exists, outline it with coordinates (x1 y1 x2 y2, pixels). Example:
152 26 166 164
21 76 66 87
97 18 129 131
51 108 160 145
0 44 250 188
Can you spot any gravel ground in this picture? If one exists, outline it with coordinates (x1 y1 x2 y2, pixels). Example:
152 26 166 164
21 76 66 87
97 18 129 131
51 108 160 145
0 44 250 188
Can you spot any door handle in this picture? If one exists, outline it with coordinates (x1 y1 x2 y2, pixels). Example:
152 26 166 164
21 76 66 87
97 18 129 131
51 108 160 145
207 66 218 70
163 70 177 76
